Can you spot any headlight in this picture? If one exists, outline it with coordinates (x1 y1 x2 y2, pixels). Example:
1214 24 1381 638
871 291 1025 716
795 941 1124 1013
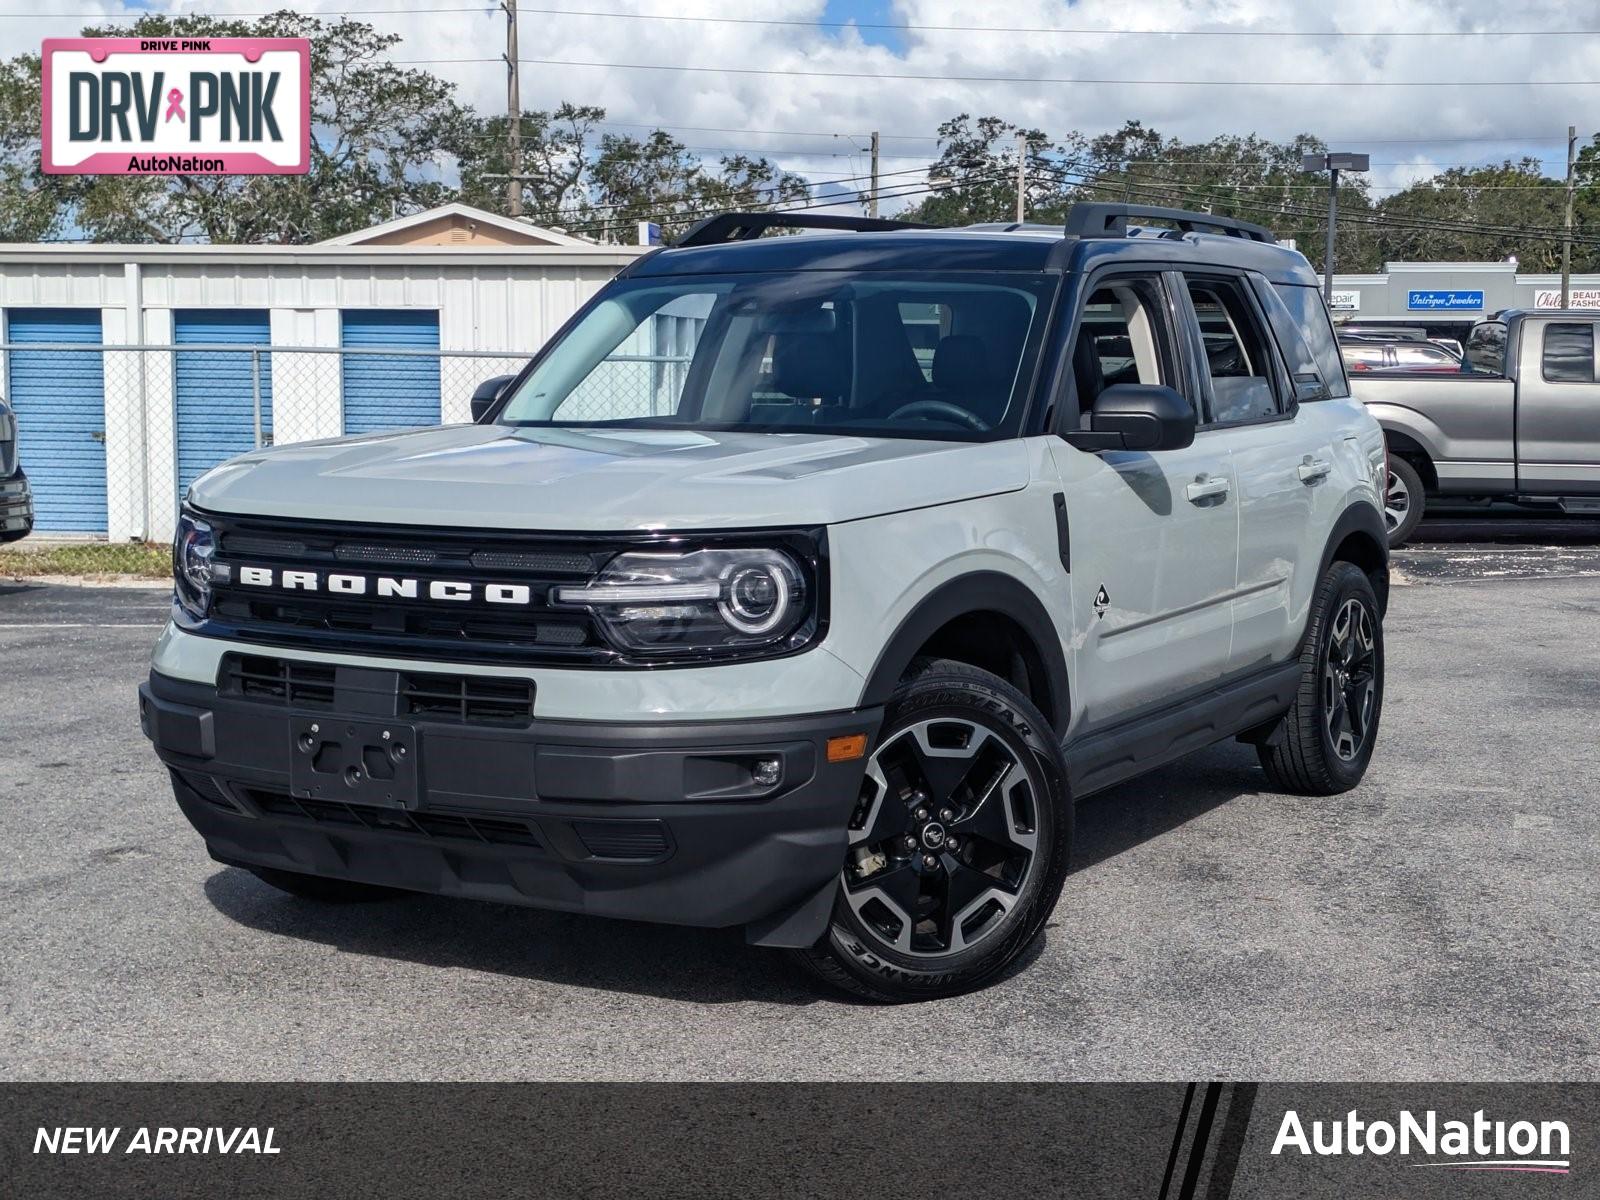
556 547 814 656
173 510 220 620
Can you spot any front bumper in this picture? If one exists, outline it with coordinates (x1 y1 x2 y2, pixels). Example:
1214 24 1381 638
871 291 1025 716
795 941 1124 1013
0 473 32 536
140 670 880 945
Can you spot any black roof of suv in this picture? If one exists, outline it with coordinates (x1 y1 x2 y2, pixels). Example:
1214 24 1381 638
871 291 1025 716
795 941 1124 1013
624 204 1321 288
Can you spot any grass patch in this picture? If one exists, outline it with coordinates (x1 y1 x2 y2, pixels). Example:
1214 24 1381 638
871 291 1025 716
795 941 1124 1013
0 541 172 579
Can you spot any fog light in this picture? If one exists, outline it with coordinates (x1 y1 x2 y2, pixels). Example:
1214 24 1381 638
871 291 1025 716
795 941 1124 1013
752 757 783 787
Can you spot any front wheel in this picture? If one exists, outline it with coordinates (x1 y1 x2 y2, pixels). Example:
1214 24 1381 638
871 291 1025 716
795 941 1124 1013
793 660 1071 1003
1257 561 1384 795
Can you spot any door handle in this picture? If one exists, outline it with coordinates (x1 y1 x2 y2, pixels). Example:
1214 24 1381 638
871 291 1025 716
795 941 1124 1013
90 431 106 444
1298 456 1331 484
1185 475 1230 503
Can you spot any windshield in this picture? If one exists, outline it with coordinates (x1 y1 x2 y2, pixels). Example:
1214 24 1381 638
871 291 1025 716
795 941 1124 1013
497 271 1056 440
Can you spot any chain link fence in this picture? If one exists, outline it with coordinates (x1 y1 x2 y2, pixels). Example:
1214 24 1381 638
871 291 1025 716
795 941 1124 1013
0 341 693 570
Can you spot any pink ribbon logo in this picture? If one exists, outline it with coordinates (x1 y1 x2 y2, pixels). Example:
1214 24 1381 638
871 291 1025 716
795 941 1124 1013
164 88 185 123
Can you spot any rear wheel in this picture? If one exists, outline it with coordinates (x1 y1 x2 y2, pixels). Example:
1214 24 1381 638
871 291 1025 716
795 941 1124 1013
245 866 402 903
794 660 1071 1002
1384 457 1425 547
1257 562 1384 795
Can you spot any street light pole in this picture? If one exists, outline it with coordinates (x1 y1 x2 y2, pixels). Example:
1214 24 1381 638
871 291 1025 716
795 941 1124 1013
1303 152 1369 307
1323 166 1340 306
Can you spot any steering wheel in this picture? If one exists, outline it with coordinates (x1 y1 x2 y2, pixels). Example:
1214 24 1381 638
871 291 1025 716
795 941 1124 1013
887 399 991 432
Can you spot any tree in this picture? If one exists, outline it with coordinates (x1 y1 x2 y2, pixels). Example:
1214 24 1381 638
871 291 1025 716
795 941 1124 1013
1076 122 1380 272
901 114 1081 226
1373 160 1567 270
57 10 471 243
456 102 605 226
0 55 68 240
455 115 809 241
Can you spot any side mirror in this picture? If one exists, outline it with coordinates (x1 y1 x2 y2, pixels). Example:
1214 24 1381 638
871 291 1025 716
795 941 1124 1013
470 375 516 423
1061 383 1196 452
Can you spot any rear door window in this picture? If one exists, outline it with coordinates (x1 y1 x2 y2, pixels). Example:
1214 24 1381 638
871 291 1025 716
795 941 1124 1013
1541 323 1595 383
1185 276 1284 424
1464 321 1509 375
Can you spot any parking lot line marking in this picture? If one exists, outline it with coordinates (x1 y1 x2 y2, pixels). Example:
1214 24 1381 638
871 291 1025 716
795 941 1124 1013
0 622 159 629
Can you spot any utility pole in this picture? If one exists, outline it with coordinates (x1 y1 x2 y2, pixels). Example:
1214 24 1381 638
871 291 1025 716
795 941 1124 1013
502 0 522 217
1562 124 1577 308
868 131 880 217
1015 131 1027 224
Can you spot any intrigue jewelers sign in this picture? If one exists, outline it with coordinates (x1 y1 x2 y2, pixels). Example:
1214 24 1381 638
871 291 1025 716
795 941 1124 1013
41 37 310 175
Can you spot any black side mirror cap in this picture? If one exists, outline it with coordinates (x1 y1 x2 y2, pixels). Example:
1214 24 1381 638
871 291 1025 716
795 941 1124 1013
470 374 516 423
1060 383 1197 452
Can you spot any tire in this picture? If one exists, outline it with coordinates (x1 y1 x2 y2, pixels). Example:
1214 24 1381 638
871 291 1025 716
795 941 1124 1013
793 659 1072 1003
245 865 402 903
1384 456 1425 547
1257 562 1384 795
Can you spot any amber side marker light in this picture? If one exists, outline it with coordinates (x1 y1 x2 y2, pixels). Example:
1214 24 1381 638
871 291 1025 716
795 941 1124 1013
827 734 869 763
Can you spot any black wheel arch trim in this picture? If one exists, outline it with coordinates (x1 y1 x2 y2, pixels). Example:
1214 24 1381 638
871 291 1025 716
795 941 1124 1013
1319 501 1390 615
859 571 1071 732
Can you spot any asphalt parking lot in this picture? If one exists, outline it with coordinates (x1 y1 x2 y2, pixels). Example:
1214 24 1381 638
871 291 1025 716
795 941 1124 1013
2 515 1598 1082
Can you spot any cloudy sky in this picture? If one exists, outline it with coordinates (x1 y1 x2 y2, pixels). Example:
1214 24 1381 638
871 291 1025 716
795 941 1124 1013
9 0 1600 205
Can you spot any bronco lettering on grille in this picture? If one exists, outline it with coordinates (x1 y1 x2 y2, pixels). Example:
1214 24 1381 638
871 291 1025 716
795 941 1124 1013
235 565 537 606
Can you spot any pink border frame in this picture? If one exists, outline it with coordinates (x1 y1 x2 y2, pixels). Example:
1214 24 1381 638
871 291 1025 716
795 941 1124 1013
41 37 311 175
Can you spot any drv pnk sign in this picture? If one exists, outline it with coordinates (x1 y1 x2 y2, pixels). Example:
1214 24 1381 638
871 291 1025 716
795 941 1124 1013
42 38 310 175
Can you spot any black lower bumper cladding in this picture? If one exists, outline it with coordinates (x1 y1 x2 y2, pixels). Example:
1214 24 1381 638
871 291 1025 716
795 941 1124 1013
0 473 31 534
140 668 880 944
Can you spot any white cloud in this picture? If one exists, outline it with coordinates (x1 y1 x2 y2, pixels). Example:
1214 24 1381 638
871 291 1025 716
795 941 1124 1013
8 0 1597 210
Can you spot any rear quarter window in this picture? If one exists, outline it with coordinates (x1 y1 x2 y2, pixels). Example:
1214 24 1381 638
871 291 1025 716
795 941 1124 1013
1271 283 1349 398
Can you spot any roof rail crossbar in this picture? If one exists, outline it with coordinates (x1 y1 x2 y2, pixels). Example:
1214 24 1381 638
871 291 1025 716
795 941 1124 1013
674 211 933 247
1064 203 1276 243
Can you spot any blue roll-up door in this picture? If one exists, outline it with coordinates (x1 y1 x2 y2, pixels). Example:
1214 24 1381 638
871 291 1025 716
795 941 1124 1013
174 310 272 503
342 310 441 434
6 309 106 533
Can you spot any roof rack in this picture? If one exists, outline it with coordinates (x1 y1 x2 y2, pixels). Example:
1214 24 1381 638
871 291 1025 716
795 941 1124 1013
1064 203 1276 244
674 211 933 247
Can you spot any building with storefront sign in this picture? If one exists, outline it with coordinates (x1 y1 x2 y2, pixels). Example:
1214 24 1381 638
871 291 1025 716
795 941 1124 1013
1328 260 1600 321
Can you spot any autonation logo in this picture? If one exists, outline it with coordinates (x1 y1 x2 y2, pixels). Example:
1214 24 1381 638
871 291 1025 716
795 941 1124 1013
1272 1108 1571 1175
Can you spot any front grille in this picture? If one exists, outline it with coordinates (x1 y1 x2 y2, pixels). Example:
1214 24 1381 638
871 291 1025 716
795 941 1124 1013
220 654 336 707
189 511 824 668
202 514 614 666
246 788 543 849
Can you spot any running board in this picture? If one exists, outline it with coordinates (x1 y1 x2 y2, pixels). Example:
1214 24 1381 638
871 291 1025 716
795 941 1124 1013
1063 663 1301 798
1557 497 1600 515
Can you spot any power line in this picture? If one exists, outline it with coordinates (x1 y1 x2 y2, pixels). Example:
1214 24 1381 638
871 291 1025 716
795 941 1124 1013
590 122 1569 145
27 4 1600 35
392 54 1600 87
465 8 1600 38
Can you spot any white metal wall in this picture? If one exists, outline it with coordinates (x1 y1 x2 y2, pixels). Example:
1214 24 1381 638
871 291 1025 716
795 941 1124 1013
0 246 637 539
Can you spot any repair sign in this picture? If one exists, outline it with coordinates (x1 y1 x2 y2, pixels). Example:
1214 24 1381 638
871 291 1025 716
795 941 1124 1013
42 37 310 175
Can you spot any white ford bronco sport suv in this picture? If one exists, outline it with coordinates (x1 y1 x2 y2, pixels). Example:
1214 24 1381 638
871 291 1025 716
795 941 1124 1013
140 204 1390 1002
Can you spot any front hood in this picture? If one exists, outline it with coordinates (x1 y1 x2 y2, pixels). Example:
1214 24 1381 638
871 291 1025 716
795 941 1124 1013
189 424 1031 530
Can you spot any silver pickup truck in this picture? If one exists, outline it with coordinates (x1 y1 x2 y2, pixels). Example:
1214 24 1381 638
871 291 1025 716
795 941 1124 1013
1352 308 1600 544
